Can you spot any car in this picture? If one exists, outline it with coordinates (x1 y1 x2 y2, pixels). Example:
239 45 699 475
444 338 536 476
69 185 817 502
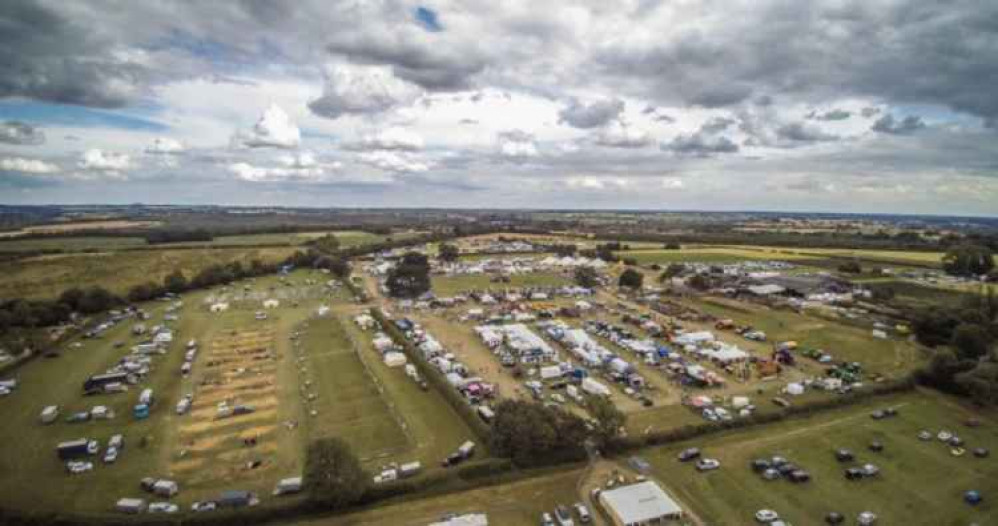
554 505 574 526
148 502 179 514
191 501 217 512
951 447 967 457
788 469 811 483
770 456 788 467
695 458 721 471
973 447 990 458
870 410 886 420
948 436 964 447
844 467 866 480
66 461 93 474
109 434 124 450
835 449 854 462
938 430 953 442
869 441 884 452
883 407 898 417
677 448 701 462
917 430 932 441
755 509 779 523
825 511 845 524
761 468 781 481
65 411 91 423
540 511 555 526
857 511 878 525
140 477 158 492
573 503 591 523
750 459 772 473
103 446 118 464
861 464 880 477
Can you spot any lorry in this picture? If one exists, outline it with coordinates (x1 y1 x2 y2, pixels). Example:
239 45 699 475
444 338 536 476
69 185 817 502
57 439 99 460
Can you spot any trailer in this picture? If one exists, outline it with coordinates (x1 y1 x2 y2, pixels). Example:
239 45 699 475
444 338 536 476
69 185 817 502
57 439 98 460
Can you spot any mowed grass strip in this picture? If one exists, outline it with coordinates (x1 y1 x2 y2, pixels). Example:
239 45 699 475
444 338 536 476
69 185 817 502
641 390 997 526
303 317 410 460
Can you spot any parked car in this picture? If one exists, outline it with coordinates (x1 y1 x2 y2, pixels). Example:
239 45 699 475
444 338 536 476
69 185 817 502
191 501 217 513
103 447 118 464
917 430 932 441
573 503 591 523
788 470 811 483
148 502 179 514
554 505 574 526
835 449 854 462
677 448 701 462
695 458 721 472
66 461 93 474
857 511 878 525
540 511 555 526
751 459 772 473
973 448 990 458
755 509 780 523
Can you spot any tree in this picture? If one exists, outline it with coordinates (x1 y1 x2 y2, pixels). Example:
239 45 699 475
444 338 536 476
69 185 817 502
386 252 432 298
838 261 862 274
585 395 626 446
943 244 995 277
312 234 341 254
304 438 368 509
438 243 460 263
489 400 588 467
128 282 162 303
955 362 998 406
913 306 962 347
659 263 687 282
952 323 992 361
574 266 599 289
58 288 85 311
163 270 188 294
663 242 681 250
77 286 118 314
618 268 644 289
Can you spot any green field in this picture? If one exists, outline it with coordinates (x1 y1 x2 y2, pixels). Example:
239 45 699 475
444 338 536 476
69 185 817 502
0 236 148 252
641 390 997 525
617 247 819 265
0 247 297 299
431 272 572 296
692 297 924 376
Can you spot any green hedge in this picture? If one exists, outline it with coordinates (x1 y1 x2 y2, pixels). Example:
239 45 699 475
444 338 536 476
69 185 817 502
368 308 493 444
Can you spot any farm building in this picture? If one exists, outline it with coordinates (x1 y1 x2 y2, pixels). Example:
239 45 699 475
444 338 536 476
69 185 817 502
599 481 683 525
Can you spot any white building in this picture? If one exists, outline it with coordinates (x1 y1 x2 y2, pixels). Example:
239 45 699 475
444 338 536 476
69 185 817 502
600 481 683 525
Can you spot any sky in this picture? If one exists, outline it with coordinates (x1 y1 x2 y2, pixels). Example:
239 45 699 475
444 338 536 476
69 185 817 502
0 0 997 216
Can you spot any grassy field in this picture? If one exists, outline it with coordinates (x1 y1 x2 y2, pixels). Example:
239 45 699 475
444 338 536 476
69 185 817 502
692 297 925 376
0 247 296 299
296 467 586 526
431 272 571 296
617 247 819 265
300 315 411 461
792 247 945 267
641 389 997 526
0 236 148 252
0 270 332 513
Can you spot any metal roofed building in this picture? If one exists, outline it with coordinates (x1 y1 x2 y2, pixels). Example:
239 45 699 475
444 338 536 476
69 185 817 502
599 481 683 525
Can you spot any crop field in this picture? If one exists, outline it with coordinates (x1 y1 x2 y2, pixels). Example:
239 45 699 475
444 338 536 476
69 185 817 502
0 246 297 299
296 466 586 526
431 272 571 296
0 236 148 252
641 390 997 525
617 247 819 265
791 247 945 267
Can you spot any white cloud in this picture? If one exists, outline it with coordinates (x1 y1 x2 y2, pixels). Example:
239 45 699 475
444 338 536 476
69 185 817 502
0 157 60 174
309 63 422 120
360 127 424 151
358 151 430 173
662 178 685 189
232 104 301 149
79 149 133 173
497 130 540 159
228 161 325 182
278 151 318 168
145 137 185 154
595 120 653 148
566 176 629 190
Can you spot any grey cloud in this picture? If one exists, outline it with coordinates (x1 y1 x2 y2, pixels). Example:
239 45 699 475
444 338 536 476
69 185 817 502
809 109 851 121
861 107 881 118
776 122 838 142
700 117 736 134
0 121 45 145
663 133 739 156
558 97 625 129
871 114 926 135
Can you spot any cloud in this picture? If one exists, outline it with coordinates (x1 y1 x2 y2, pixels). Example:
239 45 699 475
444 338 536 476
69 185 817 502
0 156 59 174
232 104 301 149
566 176 629 190
871 114 926 135
0 121 45 145
360 127 424 151
595 120 653 148
663 133 739 156
308 63 422 120
358 151 429 173
775 122 838 142
277 151 319 169
145 137 185 154
558 97 625 129
228 162 318 182
809 109 851 121
700 117 736 134
496 130 540 159
662 178 684 189
861 107 882 118
79 149 133 173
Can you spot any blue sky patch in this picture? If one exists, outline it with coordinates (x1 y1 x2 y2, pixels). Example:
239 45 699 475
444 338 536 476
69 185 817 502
415 6 443 32
0 101 169 132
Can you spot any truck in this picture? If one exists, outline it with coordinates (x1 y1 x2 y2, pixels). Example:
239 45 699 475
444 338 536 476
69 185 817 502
84 372 132 393
57 439 99 460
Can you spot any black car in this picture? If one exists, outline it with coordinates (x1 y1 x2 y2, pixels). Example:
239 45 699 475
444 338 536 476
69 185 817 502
844 467 866 480
973 448 990 458
826 512 845 524
677 448 701 462
869 441 884 452
835 449 854 462
750 459 772 473
777 463 799 476
788 470 811 483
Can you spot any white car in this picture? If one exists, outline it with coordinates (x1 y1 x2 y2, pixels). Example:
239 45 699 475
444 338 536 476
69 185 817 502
938 430 953 442
103 446 118 464
574 503 591 523
696 458 721 472
541 512 555 526
191 501 217 512
148 502 179 514
66 461 93 474
755 509 780 523
858 511 878 525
